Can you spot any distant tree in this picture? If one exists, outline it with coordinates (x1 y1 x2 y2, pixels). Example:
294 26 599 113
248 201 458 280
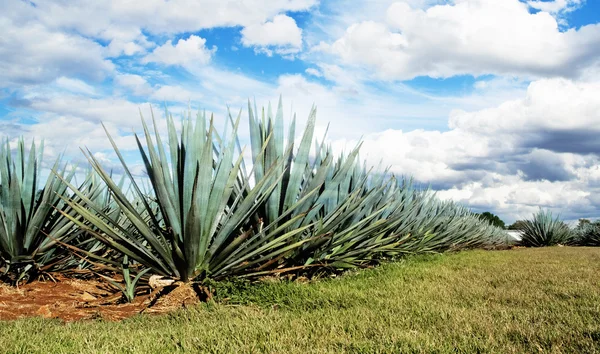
507 220 528 230
477 211 506 229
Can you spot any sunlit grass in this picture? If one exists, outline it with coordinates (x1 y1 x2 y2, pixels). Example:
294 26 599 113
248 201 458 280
0 247 598 353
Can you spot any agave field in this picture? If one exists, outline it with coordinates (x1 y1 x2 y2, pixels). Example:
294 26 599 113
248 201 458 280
0 99 508 318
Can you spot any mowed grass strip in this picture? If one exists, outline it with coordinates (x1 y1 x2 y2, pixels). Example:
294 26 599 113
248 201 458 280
0 247 599 353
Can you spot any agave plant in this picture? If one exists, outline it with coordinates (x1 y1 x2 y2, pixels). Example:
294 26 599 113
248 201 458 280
519 209 572 247
102 255 150 303
61 109 319 282
245 99 389 270
246 99 344 229
571 220 600 246
0 138 79 280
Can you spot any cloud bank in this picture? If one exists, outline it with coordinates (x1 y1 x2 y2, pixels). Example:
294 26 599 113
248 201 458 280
1 0 600 224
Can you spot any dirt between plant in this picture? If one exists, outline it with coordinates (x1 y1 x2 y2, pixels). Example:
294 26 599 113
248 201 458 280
0 276 201 322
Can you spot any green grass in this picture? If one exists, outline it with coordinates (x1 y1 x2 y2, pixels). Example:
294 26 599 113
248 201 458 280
1 247 599 353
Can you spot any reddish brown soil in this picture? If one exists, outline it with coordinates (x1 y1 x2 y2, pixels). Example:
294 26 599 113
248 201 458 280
0 277 199 322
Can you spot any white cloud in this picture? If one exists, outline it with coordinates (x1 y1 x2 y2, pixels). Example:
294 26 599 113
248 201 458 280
527 0 583 14
264 73 467 139
318 0 600 80
13 0 317 38
8 66 600 223
114 74 153 96
0 0 317 88
303 0 424 48
54 77 97 96
305 68 323 77
143 35 216 67
241 14 303 55
326 77 600 222
438 76 530 111
27 115 139 154
314 63 361 87
150 85 199 102
115 74 200 102
8 95 182 161
24 95 148 127
106 40 147 57
449 79 600 134
0 20 114 88
437 177 591 222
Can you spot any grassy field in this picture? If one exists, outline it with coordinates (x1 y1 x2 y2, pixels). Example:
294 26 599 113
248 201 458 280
0 247 599 353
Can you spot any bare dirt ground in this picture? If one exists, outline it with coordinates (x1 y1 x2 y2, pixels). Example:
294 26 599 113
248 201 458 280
0 276 200 321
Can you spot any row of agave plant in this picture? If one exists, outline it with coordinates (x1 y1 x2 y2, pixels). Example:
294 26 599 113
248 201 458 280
518 209 600 247
0 99 506 294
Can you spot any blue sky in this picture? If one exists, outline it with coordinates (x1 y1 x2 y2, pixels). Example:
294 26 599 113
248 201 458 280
1 0 600 223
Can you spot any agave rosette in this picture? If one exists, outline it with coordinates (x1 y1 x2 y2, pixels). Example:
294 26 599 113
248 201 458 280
0 138 82 278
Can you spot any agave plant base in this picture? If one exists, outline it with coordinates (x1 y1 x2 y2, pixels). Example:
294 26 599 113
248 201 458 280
143 281 207 314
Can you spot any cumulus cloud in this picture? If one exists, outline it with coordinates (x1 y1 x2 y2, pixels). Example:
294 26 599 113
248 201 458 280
8 69 600 223
114 74 154 96
105 40 147 57
150 85 200 102
0 20 114 88
241 14 303 55
4 95 183 162
115 74 200 102
527 0 583 14
449 79 600 135
7 0 318 39
54 77 97 96
517 149 576 182
305 68 323 77
14 95 147 127
143 35 216 67
28 116 138 154
318 0 600 80
0 0 317 88
437 177 591 222
327 78 600 222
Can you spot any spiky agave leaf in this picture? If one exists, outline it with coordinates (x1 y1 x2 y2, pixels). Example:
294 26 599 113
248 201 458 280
249 98 365 226
247 97 322 228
